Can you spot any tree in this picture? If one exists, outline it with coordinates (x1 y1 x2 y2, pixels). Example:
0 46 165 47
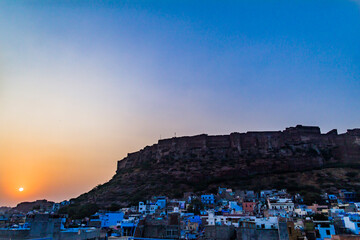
58 203 99 219
187 198 204 215
107 203 121 212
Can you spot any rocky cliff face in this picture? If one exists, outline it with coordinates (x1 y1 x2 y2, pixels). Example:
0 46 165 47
76 125 360 207
117 125 360 176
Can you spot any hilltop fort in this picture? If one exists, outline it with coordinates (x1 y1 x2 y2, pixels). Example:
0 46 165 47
117 125 360 176
77 125 360 207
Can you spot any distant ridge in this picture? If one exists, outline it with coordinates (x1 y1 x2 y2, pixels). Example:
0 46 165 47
14 200 54 213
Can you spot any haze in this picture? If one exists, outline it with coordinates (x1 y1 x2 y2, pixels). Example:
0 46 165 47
0 0 359 206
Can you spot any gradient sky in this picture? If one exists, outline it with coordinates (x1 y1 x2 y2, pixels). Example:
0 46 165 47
0 0 359 206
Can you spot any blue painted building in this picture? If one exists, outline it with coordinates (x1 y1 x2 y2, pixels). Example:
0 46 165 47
315 222 335 240
155 196 167 209
201 194 215 204
90 212 124 228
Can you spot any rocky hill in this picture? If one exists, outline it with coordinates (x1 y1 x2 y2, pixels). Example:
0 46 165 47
13 200 54 213
75 125 360 207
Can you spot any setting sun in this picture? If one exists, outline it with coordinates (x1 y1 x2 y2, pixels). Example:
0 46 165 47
18 187 24 192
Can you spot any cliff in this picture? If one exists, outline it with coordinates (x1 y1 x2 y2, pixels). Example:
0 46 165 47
76 125 360 207
117 125 360 175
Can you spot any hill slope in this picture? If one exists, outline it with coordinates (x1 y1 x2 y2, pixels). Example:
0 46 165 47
75 125 360 207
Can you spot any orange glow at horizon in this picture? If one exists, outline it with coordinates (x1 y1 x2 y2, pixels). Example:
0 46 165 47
0 124 137 207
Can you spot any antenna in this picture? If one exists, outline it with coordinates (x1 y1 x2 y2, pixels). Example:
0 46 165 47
174 132 176 138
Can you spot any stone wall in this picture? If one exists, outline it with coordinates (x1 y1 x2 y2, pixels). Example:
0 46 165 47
236 227 279 240
0 229 30 240
117 125 360 176
204 225 235 240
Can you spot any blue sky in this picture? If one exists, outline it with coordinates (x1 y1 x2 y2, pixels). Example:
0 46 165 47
0 0 359 205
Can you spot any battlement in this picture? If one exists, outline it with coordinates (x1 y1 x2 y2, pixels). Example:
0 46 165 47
116 125 360 173
284 125 321 135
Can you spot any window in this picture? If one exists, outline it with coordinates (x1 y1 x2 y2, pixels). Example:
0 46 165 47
166 229 178 236
326 229 330 235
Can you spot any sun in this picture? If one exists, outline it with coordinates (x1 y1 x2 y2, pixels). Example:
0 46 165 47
18 187 24 192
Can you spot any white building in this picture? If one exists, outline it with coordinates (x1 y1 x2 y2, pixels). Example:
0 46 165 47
267 198 294 211
254 217 278 229
343 216 360 234
138 202 158 215
239 217 278 229
205 211 243 227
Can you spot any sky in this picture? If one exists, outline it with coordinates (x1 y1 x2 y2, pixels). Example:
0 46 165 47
0 0 359 207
